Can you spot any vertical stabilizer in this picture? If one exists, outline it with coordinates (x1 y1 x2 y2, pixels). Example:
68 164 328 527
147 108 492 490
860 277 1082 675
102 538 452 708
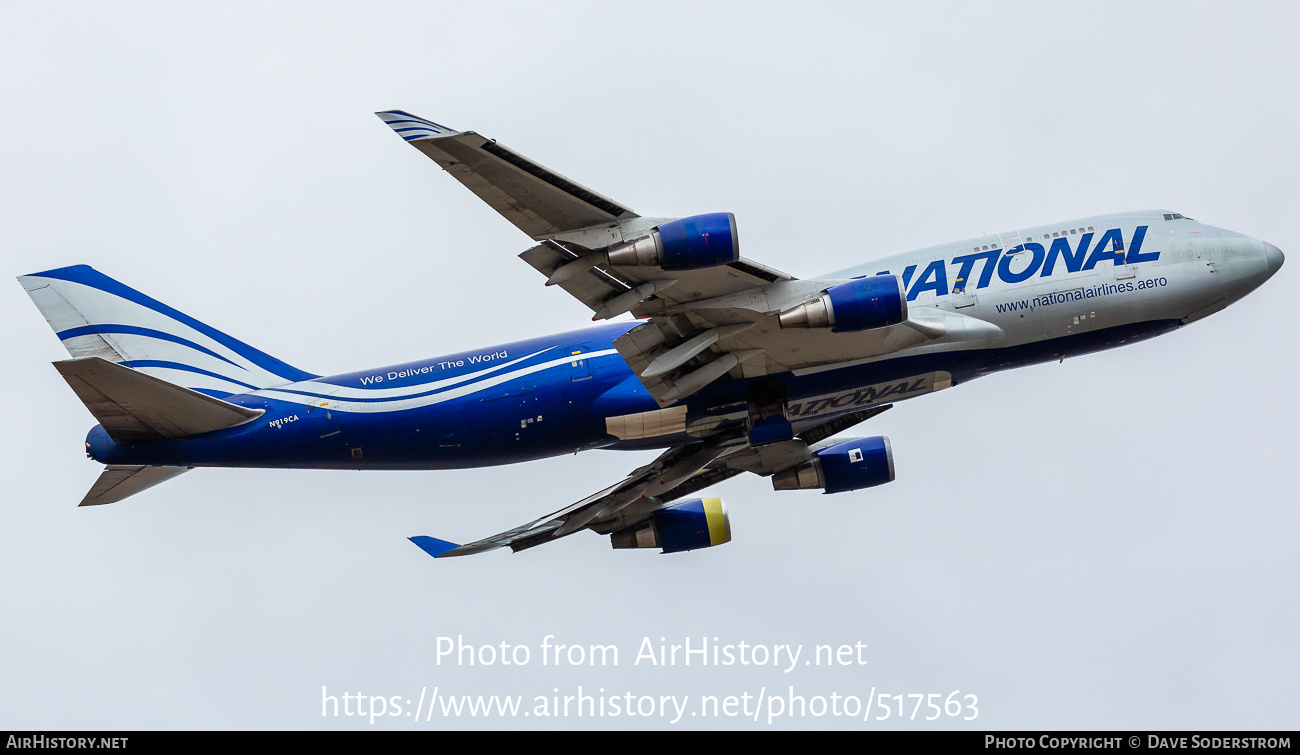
18 265 315 396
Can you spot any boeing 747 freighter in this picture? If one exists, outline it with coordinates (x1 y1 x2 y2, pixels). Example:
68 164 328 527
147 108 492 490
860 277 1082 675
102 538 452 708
19 110 1284 557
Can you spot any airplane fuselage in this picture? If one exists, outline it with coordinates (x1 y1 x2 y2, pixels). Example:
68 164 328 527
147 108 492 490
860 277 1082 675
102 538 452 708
84 210 1282 470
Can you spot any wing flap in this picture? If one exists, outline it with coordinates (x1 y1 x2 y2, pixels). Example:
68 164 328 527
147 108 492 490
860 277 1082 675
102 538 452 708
520 240 795 317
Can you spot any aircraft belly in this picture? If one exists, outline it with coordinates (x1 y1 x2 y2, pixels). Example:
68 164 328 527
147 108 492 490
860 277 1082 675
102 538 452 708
91 318 1188 472
119 384 612 470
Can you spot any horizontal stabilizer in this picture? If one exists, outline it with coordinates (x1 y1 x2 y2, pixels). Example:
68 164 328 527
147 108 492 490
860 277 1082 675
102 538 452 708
409 536 462 559
81 465 191 506
55 357 264 441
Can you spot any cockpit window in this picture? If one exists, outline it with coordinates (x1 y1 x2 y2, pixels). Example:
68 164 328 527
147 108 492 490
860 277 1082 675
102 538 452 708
1163 212 1195 221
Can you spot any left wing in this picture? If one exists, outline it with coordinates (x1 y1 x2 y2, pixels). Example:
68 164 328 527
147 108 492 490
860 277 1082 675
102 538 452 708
412 439 736 558
409 405 893 558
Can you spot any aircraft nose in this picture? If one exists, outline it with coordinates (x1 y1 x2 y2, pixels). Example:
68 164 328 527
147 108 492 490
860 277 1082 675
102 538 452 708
1264 242 1285 275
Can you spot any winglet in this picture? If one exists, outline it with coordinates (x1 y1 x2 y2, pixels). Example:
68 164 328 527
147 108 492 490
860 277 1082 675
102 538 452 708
409 536 462 558
375 110 457 142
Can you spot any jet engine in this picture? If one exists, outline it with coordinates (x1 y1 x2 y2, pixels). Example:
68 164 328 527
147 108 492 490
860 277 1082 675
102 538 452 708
771 436 895 493
609 497 732 553
606 213 740 271
778 275 907 332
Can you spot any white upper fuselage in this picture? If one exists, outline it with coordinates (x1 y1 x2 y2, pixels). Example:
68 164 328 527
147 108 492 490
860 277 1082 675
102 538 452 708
828 209 1279 350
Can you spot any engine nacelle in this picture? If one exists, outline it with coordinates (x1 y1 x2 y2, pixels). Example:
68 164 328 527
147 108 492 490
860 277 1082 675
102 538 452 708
771 436 895 494
606 213 740 271
609 497 733 554
778 275 907 332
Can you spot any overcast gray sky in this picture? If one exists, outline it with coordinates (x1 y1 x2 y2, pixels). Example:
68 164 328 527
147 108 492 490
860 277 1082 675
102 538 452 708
2 1 1297 730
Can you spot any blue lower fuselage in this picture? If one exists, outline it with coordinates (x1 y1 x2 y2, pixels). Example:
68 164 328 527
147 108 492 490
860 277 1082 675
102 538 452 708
86 318 1180 470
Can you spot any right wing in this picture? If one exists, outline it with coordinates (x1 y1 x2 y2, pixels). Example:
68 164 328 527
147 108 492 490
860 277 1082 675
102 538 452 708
378 111 1003 409
376 110 638 238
